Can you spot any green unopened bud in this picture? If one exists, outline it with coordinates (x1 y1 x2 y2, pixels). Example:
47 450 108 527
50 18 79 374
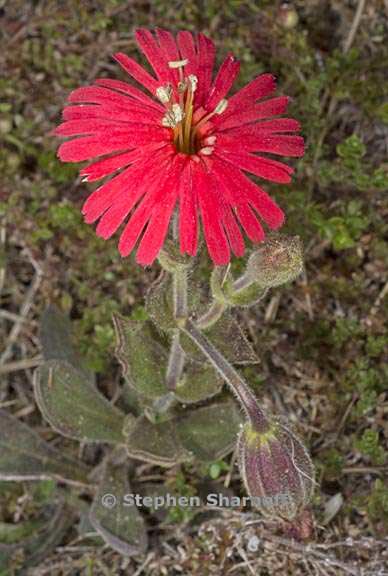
238 420 315 520
245 234 303 289
158 239 193 273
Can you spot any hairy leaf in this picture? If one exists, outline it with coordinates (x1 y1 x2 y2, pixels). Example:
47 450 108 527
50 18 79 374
175 361 223 404
0 409 89 483
176 402 243 462
89 463 148 556
145 273 175 332
182 313 259 365
113 314 168 400
40 305 95 383
124 415 191 467
34 360 128 443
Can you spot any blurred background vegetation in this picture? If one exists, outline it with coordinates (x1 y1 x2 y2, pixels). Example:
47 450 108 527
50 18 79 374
0 0 387 574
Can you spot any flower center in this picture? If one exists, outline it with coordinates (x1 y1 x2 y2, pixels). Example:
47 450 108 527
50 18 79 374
156 60 228 156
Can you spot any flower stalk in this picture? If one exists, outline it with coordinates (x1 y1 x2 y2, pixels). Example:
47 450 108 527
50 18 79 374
165 332 185 391
172 269 188 320
180 318 270 433
196 300 226 330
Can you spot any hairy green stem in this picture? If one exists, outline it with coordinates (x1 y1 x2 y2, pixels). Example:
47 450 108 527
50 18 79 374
196 300 226 330
166 267 188 391
181 318 270 432
166 332 185 390
196 266 229 329
232 272 253 293
172 270 188 319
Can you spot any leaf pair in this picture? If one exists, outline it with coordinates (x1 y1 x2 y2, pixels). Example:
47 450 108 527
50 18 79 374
114 313 223 405
124 402 243 466
113 311 257 407
0 409 89 484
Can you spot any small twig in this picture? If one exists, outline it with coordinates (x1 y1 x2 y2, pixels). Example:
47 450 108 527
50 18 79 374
268 534 362 576
133 552 155 576
0 271 42 365
224 444 239 488
0 355 43 375
0 309 29 323
300 269 314 321
264 293 281 323
335 394 358 437
1 246 43 365
342 466 387 475
368 281 388 318
235 545 256 576
240 526 363 576
343 0 366 54
0 218 6 297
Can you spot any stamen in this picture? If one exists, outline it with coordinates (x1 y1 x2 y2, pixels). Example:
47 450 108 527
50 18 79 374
178 80 187 93
189 99 228 149
214 99 228 115
162 114 176 128
162 103 184 128
156 84 173 104
168 59 189 69
204 136 217 146
172 103 184 123
199 147 214 156
188 74 198 92
159 68 218 156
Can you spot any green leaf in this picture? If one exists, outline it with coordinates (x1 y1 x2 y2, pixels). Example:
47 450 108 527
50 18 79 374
113 314 168 400
124 415 191 467
89 463 148 556
40 305 95 384
145 273 175 332
0 409 89 484
34 360 128 443
146 271 209 334
175 361 223 404
176 402 243 462
208 314 259 364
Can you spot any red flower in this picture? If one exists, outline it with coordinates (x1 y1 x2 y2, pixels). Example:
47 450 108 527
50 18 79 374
56 29 304 266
